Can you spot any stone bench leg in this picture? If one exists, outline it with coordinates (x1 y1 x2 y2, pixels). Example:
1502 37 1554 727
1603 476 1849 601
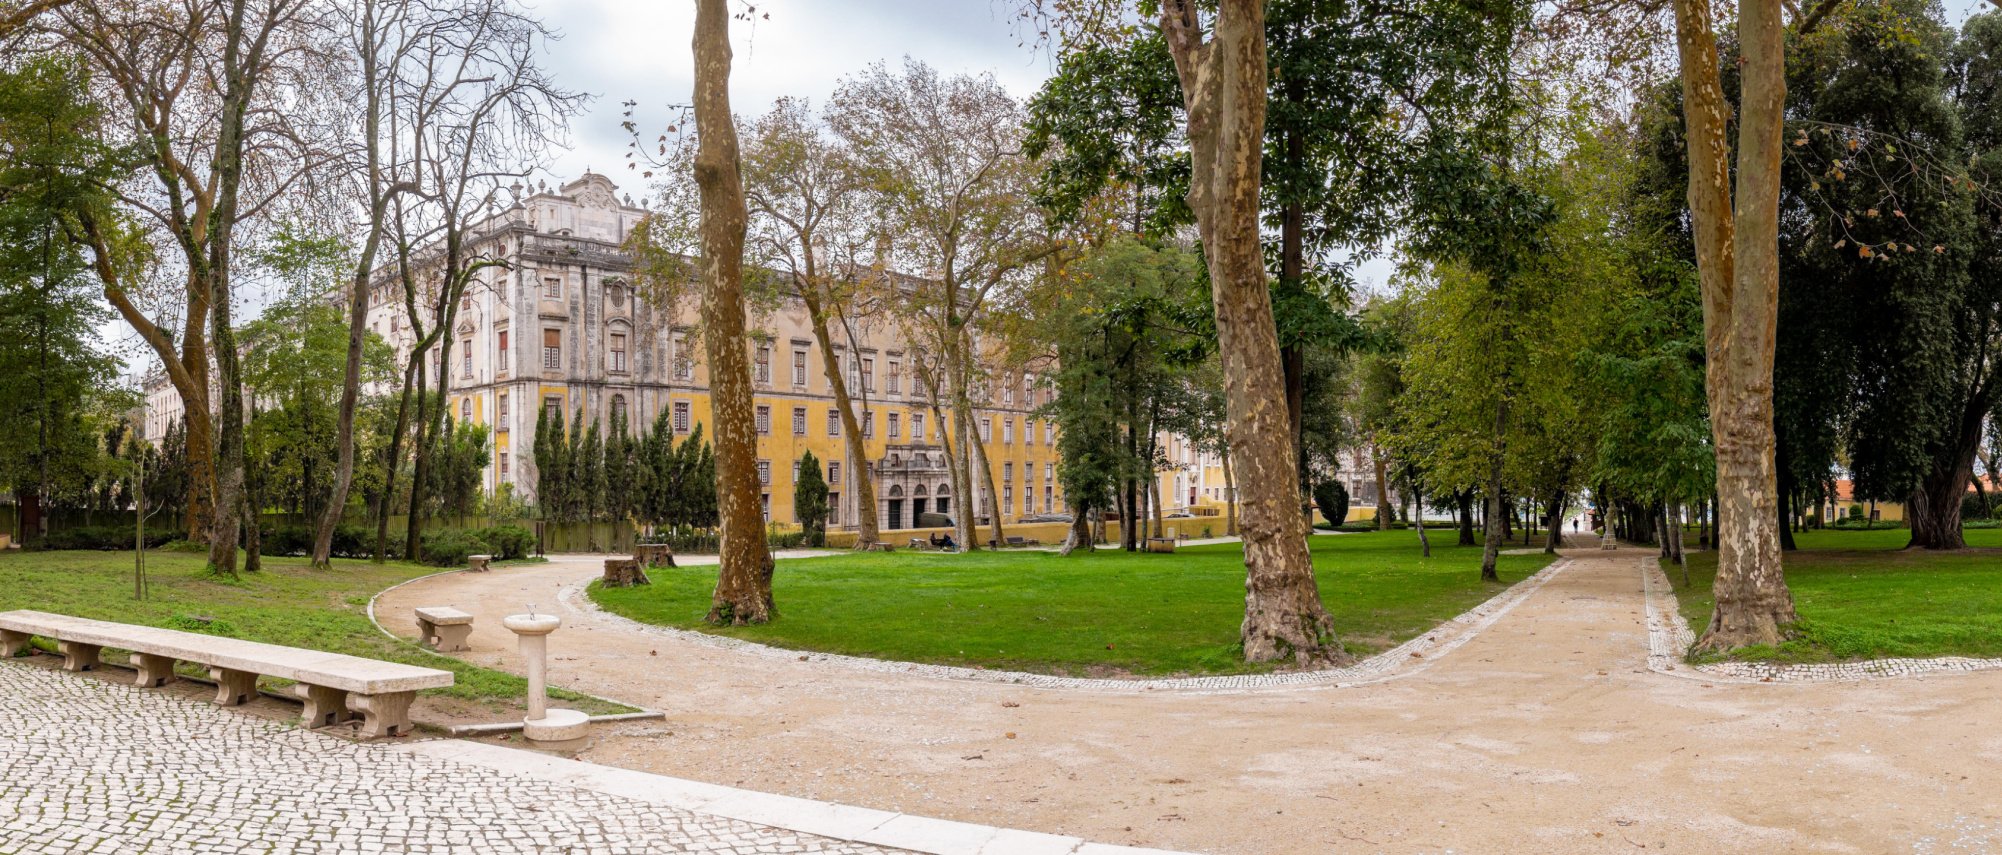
59 641 101 672
348 691 416 739
294 683 355 728
134 654 178 688
0 629 28 658
415 617 437 646
432 623 472 652
209 667 258 706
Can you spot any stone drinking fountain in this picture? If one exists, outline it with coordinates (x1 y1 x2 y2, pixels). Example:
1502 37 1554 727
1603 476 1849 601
502 606 588 742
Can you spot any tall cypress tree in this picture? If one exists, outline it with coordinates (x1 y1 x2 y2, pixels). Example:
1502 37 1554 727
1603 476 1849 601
794 450 828 547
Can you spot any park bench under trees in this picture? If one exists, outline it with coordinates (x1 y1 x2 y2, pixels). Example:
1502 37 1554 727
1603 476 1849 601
0 610 452 738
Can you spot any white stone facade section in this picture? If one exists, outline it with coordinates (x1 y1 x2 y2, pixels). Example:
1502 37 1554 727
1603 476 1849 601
560 558 1575 695
1639 556 2002 683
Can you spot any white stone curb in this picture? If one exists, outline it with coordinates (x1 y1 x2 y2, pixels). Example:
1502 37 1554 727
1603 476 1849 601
1639 556 2002 683
393 738 1193 854
559 557 1575 695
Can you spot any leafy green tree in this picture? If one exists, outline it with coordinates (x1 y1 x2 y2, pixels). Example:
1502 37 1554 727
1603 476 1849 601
794 450 829 547
0 56 126 539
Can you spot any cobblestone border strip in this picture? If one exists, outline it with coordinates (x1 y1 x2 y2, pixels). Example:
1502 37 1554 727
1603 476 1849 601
1639 556 2002 683
555 557 1574 695
395 738 1190 854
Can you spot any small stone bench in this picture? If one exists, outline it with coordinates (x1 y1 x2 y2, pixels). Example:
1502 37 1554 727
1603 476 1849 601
1144 537 1177 553
0 609 452 738
466 554 492 572
413 606 473 652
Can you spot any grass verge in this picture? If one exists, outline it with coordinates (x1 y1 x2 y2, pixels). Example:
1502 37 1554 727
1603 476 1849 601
592 530 1557 677
0 549 630 715
1670 527 2002 664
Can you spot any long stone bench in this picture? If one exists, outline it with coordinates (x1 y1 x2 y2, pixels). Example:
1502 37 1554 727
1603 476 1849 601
0 610 453 738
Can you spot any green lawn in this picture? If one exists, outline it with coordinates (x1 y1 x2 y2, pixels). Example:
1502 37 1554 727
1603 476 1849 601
0 549 629 714
1672 526 2002 663
591 530 1555 677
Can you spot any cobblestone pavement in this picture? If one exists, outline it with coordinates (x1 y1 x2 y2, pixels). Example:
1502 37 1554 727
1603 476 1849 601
0 661 903 855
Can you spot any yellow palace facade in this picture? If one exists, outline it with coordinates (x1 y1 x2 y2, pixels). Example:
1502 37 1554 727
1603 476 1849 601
364 172 1064 532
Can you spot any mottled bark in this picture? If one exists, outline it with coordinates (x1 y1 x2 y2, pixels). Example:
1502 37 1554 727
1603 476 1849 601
694 0 774 623
967 414 1005 548
1671 0 1796 650
800 293 879 547
1221 446 1238 537
1160 0 1344 665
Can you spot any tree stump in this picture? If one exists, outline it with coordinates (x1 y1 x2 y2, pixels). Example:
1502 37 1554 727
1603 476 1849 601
602 558 651 588
635 543 676 568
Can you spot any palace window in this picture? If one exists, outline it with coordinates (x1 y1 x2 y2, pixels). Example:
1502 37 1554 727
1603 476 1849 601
758 460 771 486
888 412 901 438
500 453 511 480
792 349 808 385
911 412 925 442
543 329 561 369
461 398 472 421
828 461 841 485
497 330 509 371
861 357 875 393
827 408 841 436
673 401 690 433
887 360 901 394
543 276 561 299
980 418 991 442
612 394 627 422
672 333 693 380
462 340 472 377
609 333 628 372
861 410 874 438
755 344 771 383
1002 419 1013 444
544 396 562 421
792 407 807 436
755 405 770 436
498 393 509 430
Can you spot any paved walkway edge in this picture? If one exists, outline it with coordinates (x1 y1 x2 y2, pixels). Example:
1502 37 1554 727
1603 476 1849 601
1639 554 2002 683
557 557 1575 695
395 738 1192 855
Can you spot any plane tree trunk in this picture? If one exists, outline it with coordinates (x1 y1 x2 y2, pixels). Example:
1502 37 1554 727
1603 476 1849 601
693 0 775 624
1159 0 1345 666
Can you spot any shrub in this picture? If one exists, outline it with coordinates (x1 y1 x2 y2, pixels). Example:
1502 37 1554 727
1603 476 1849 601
475 524 536 560
419 529 491 567
37 526 176 551
1312 481 1349 527
1961 492 1995 521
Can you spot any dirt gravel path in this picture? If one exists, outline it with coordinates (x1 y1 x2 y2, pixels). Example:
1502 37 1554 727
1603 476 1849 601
377 549 2002 854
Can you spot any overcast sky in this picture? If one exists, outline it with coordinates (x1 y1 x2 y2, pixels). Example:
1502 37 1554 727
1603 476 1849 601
531 0 1054 189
